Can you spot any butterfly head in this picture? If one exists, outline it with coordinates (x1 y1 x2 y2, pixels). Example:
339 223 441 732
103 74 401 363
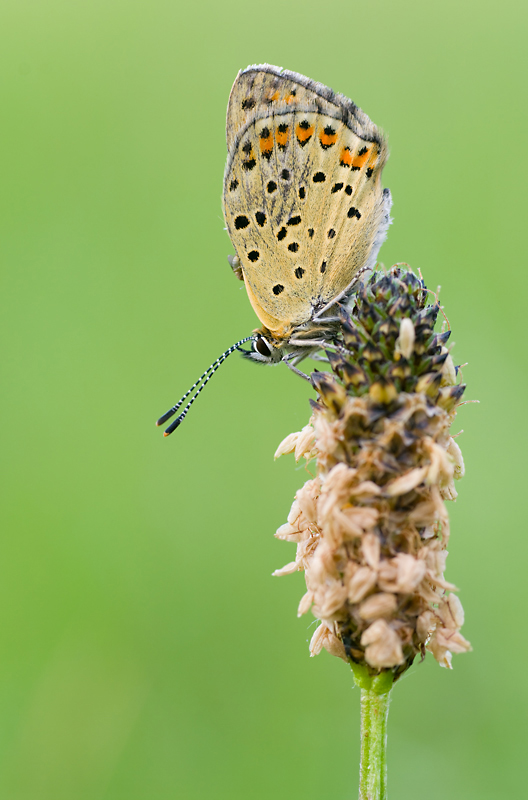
241 329 286 364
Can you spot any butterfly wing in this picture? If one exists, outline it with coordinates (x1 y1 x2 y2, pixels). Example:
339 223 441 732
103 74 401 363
223 65 391 338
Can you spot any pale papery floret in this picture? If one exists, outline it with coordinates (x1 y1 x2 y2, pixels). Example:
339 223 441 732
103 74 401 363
421 546 448 575
424 439 454 486
321 631 348 661
274 431 300 460
361 620 405 669
313 581 349 618
361 532 381 568
272 561 299 577
309 623 347 661
436 594 465 630
295 477 320 523
376 554 426 594
441 353 457 386
312 415 343 458
321 463 358 503
416 609 436 641
418 577 444 605
395 317 415 359
440 482 458 501
341 506 380 537
274 523 304 542
297 591 314 617
428 637 453 669
435 628 471 654
359 592 397 621
447 437 465 479
307 541 340 583
445 593 465 627
347 566 378 603
425 570 458 591
309 622 329 656
295 537 319 570
286 499 302 527
294 425 316 462
385 467 429 497
349 480 382 499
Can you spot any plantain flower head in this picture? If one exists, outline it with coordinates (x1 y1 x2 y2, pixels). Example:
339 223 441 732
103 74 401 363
274 266 471 678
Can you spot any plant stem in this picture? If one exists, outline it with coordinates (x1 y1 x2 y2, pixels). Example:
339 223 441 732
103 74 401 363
351 665 393 800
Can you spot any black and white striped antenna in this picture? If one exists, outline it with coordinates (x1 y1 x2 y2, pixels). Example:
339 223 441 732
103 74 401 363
156 337 254 436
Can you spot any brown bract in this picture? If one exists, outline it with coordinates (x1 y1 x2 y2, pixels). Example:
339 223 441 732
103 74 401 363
274 267 471 677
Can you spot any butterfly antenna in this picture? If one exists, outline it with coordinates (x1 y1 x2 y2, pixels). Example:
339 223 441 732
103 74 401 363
156 337 254 436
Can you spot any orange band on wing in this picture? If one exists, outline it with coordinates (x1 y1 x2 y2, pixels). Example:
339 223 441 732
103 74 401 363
340 147 353 167
319 129 338 147
259 132 274 154
275 125 290 147
351 148 371 169
296 123 314 143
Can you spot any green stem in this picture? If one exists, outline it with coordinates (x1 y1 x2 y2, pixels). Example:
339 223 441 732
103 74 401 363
350 665 393 800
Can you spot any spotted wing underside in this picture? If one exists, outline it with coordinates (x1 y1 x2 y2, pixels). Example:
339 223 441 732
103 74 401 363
223 65 391 337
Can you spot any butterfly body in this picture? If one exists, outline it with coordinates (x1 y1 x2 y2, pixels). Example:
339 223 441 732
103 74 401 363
223 64 392 364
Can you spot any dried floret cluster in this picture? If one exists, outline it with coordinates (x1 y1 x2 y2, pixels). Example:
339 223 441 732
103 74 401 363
274 267 471 678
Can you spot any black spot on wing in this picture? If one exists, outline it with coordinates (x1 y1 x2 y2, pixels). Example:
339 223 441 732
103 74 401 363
235 215 249 229
247 251 259 262
273 284 284 295
348 207 362 219
288 242 299 253
313 172 326 183
255 212 266 227
294 267 305 279
267 181 277 193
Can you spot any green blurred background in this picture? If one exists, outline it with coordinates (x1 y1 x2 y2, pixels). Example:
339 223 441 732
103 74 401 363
1 1 526 797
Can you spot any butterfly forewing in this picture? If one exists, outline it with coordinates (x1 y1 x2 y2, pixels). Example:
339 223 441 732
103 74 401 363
223 65 390 337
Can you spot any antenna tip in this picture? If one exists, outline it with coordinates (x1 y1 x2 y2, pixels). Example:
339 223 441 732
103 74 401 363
163 416 183 436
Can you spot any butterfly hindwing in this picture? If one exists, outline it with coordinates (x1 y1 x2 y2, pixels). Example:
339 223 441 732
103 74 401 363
223 65 391 337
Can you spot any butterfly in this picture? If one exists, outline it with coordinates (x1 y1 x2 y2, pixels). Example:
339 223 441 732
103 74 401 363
157 64 391 434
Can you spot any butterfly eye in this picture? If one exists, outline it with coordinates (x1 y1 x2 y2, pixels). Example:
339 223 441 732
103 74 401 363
255 335 272 358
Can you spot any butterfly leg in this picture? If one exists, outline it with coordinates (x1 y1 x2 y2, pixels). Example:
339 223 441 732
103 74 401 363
287 338 328 348
282 353 311 382
227 254 244 281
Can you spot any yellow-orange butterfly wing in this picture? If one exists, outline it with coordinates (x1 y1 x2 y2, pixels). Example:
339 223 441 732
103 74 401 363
223 65 391 339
